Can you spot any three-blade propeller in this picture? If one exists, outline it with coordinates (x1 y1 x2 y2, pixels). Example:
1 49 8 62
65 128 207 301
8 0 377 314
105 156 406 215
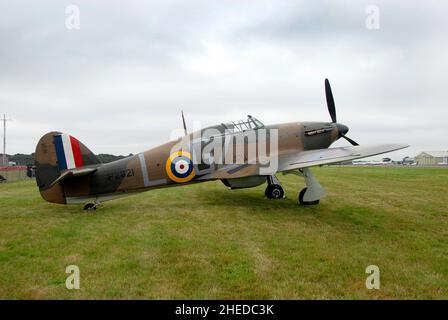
324 79 359 146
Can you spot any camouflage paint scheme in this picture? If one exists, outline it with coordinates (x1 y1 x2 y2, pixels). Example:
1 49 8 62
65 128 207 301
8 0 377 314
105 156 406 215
34 121 339 205
35 78 408 207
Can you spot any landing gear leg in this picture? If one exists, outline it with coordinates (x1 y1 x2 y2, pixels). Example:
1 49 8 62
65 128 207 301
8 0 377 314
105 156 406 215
265 175 285 199
296 168 325 205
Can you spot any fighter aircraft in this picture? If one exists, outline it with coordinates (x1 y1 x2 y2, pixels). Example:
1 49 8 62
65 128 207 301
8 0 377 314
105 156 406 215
35 79 408 210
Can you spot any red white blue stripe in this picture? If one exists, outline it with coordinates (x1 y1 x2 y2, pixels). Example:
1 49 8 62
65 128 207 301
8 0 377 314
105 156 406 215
54 134 84 170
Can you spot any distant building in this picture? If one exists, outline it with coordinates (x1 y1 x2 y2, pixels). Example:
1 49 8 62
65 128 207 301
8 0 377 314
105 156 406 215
0 154 8 167
415 151 448 166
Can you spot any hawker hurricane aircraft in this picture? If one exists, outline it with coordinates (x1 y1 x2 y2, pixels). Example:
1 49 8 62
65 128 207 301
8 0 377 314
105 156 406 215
35 79 408 210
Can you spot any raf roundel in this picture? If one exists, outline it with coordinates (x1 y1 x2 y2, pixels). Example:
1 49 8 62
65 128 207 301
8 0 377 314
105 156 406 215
165 151 196 183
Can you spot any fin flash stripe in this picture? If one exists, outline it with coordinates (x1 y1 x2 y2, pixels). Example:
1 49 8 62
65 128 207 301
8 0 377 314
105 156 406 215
54 134 84 170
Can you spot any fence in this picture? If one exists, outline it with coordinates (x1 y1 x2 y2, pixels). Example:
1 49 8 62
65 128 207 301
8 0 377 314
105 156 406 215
0 166 32 183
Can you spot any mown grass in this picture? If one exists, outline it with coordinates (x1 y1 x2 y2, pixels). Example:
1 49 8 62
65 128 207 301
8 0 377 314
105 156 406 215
0 166 447 299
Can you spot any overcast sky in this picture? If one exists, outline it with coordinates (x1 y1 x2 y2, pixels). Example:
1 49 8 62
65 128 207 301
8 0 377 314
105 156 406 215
1 0 447 159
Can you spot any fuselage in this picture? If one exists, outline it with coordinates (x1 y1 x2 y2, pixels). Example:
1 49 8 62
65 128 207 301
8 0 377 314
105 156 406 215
61 121 342 204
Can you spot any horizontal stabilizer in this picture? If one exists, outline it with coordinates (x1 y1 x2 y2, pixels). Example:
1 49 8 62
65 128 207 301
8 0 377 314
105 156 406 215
50 167 97 187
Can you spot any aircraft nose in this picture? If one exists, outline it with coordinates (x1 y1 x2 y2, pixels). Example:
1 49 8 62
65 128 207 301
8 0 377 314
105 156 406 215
336 123 349 135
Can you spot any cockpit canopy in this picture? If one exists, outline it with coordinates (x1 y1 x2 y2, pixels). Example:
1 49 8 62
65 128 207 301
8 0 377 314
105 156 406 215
222 115 264 133
199 115 264 141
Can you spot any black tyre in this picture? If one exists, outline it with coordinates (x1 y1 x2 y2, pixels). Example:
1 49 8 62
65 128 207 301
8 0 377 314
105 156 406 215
298 188 319 205
265 184 285 199
83 203 97 211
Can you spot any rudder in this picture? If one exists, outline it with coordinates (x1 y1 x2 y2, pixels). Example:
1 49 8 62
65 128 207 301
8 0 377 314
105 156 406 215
35 132 101 204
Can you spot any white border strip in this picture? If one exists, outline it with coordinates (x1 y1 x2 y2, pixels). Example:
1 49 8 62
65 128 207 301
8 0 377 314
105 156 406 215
61 134 76 169
138 153 150 187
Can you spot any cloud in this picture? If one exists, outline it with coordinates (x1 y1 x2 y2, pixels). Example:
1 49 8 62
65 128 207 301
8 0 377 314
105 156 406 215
0 0 447 159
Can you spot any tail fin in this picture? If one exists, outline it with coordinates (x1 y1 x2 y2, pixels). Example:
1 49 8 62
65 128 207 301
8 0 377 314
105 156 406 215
35 132 101 204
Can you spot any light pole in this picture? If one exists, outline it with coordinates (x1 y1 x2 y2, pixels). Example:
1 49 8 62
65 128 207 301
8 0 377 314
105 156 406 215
2 114 11 166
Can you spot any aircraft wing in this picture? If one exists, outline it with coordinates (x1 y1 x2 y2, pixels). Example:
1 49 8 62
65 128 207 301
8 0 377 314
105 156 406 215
276 143 408 172
199 143 408 179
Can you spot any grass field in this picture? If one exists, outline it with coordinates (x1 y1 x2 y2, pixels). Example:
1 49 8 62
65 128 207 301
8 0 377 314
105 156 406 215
0 166 447 299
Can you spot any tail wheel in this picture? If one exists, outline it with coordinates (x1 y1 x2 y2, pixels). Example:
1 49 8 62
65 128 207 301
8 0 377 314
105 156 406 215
83 203 97 211
265 184 285 199
298 188 319 205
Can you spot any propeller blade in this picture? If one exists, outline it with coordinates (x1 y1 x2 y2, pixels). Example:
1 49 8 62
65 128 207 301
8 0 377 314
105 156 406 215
341 134 359 146
325 78 337 123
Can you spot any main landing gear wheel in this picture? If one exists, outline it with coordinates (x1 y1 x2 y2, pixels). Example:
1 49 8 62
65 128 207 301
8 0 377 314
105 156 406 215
298 187 320 205
83 203 97 211
265 175 285 199
265 184 285 199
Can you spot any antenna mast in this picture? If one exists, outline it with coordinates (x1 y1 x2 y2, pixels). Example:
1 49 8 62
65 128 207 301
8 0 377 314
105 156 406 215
181 110 188 136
